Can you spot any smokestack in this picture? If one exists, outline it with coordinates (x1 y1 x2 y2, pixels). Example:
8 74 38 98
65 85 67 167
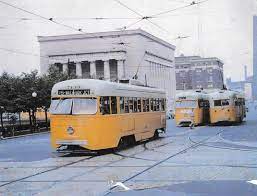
244 65 247 81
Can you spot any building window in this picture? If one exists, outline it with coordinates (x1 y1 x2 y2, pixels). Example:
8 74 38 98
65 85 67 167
180 72 185 77
208 76 213 82
207 68 213 74
81 61 90 78
95 60 104 79
109 59 118 81
207 84 213 88
68 62 76 76
54 63 63 72
196 69 202 73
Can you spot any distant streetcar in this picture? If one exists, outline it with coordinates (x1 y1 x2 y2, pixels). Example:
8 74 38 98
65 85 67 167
49 79 166 152
175 89 246 127
175 90 210 126
208 90 246 124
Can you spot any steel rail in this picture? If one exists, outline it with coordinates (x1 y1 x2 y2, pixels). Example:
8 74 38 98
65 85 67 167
105 129 226 195
0 155 95 187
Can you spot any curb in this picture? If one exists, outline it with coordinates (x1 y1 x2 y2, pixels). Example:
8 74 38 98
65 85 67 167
1 130 50 140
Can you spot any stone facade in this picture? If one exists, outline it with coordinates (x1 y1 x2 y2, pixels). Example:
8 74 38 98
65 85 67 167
38 29 176 108
175 55 224 90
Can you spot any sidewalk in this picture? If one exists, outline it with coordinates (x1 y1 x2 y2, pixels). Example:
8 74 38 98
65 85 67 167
0 127 49 140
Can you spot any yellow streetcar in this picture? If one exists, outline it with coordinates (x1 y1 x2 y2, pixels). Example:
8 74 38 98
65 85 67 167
175 90 210 126
208 90 246 124
49 79 166 152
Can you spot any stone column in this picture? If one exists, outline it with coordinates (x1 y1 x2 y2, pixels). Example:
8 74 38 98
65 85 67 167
63 63 68 74
104 60 110 80
117 60 125 80
76 62 82 78
90 61 96 79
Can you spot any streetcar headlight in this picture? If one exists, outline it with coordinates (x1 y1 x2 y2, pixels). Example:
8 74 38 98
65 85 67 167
67 126 74 135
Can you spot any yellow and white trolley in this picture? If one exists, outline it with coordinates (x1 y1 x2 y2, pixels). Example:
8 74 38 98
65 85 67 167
175 90 210 126
49 79 166 152
208 90 246 124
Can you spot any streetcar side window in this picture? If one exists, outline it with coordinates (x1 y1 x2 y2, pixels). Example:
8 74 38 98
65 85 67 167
214 99 229 107
137 98 142 112
100 97 110 115
133 98 138 113
156 99 160 111
120 97 125 113
124 97 129 113
129 98 133 113
142 99 146 112
221 99 229 106
153 99 157 111
214 100 221 106
146 99 150 112
111 97 117 114
150 99 154 111
161 98 165 111
199 100 209 108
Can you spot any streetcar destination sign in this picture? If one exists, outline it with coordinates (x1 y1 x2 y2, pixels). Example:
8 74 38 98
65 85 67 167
58 89 91 95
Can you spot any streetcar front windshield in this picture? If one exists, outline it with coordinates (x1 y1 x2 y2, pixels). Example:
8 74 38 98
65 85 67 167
176 100 198 108
49 98 97 115
72 98 97 114
50 99 72 114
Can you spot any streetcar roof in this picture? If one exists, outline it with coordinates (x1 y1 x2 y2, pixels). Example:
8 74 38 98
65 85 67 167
51 79 166 98
176 90 208 100
208 90 244 100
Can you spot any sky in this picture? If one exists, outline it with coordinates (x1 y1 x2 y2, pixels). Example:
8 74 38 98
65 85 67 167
0 0 256 81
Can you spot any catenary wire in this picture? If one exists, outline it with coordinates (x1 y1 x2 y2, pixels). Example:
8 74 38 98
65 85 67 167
0 0 84 33
150 0 209 18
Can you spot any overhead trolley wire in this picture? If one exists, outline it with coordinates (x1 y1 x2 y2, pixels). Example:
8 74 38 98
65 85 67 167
0 0 85 33
113 0 144 18
121 18 144 30
113 0 174 35
149 0 209 18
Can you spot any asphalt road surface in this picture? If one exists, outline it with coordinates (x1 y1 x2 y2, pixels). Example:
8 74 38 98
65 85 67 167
0 107 257 195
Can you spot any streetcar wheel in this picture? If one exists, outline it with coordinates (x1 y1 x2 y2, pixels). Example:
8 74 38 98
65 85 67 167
117 135 136 150
153 130 159 139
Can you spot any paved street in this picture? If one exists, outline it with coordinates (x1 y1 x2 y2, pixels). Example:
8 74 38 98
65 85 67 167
0 108 257 196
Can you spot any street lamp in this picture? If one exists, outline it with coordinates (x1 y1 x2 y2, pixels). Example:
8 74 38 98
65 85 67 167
32 92 37 98
31 92 37 132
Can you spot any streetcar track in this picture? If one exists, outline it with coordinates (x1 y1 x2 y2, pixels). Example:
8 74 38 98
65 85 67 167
1 163 256 172
104 129 226 195
34 147 150 193
0 155 95 188
188 135 257 152
113 152 156 162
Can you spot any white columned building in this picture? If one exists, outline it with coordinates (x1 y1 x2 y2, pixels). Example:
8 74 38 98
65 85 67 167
76 62 82 77
90 61 96 78
104 60 110 80
38 29 176 108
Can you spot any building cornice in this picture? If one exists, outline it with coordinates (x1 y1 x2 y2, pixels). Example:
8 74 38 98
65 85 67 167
38 29 176 50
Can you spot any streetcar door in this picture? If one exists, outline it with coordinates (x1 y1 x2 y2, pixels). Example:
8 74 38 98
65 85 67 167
199 99 210 124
